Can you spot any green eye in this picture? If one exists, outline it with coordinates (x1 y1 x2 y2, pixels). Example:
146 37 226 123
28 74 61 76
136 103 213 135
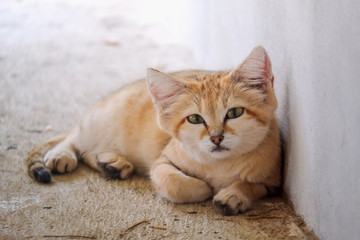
187 114 205 124
226 107 244 119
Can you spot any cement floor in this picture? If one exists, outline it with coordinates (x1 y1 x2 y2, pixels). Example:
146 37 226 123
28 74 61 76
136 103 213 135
0 0 317 239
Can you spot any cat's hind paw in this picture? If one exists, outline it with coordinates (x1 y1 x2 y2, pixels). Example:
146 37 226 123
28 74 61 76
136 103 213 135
96 152 134 179
44 148 78 173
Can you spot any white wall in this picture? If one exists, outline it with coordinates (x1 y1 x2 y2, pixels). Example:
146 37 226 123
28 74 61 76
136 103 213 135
181 1 360 239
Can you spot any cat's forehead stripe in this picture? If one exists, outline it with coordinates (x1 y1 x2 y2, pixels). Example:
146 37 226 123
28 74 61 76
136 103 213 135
202 79 221 119
193 74 230 115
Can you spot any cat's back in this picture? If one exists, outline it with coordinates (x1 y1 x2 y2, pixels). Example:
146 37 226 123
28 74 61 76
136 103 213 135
75 79 168 172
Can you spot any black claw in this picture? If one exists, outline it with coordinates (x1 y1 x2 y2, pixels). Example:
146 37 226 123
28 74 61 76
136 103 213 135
33 167 51 183
51 159 60 173
97 162 121 179
105 166 121 179
225 204 238 215
213 200 238 216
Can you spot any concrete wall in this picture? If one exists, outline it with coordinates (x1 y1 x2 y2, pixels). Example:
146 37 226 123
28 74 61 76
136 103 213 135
180 1 360 239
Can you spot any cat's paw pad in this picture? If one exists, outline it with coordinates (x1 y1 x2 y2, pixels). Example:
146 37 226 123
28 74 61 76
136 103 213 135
44 149 78 173
97 154 134 179
213 189 251 215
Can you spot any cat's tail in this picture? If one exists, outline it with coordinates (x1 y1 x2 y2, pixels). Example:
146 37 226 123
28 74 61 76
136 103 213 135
26 133 68 183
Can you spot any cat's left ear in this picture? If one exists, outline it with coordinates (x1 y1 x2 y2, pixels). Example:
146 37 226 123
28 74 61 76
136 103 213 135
231 46 274 90
147 68 187 111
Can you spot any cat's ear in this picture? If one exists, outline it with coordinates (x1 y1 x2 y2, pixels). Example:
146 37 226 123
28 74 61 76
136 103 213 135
147 68 186 111
231 46 274 90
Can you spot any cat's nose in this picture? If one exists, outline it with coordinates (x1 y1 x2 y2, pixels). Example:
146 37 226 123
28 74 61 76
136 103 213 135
210 135 224 145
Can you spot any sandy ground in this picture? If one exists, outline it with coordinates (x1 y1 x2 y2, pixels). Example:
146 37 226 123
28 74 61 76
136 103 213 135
0 0 317 239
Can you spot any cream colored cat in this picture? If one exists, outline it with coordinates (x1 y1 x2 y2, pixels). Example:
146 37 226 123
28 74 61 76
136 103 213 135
27 46 281 215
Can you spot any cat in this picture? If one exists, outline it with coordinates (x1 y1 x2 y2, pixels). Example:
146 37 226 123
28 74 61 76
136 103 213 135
27 46 281 215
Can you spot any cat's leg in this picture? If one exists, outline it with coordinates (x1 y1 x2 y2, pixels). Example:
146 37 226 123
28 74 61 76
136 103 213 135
44 132 78 173
213 181 268 215
82 152 134 179
150 156 213 203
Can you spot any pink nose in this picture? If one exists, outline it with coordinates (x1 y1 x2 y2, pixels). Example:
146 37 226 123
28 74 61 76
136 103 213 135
210 135 224 145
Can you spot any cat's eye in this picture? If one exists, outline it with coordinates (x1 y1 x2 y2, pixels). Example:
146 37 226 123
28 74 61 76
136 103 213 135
226 107 244 119
187 114 205 124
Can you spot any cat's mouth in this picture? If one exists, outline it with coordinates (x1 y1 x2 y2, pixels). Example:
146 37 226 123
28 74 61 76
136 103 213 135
211 146 229 152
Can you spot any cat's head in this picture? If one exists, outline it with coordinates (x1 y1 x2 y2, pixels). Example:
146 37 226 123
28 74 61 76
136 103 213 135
147 46 277 161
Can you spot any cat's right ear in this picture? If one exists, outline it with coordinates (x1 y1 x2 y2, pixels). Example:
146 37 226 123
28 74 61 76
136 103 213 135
231 46 274 91
146 68 186 112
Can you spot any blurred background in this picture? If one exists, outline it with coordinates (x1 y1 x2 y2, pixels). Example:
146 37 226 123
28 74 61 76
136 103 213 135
1 0 359 239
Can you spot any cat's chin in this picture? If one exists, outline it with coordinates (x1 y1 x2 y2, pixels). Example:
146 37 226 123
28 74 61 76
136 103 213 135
211 146 230 153
184 145 231 162
208 150 233 159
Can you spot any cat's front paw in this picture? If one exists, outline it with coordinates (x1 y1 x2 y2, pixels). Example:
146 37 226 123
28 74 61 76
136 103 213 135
213 188 251 215
151 160 213 203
